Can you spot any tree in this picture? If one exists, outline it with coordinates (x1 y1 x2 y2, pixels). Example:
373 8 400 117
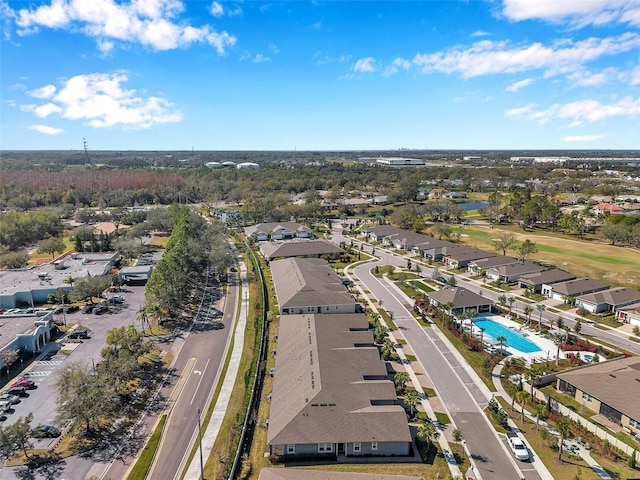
550 332 564 366
452 428 463 443
492 233 517 256
417 418 440 452
391 204 424 232
430 223 452 240
497 294 507 312
633 325 640 337
72 275 111 303
556 420 572 462
394 371 410 395
0 413 34 460
37 236 66 258
536 303 546 333
404 389 420 419
381 339 396 361
574 319 582 334
54 361 111 433
518 239 538 261
534 402 545 433
374 324 389 344
0 348 19 379
629 449 637 469
524 306 534 327
516 390 530 423
508 296 516 316
496 335 507 356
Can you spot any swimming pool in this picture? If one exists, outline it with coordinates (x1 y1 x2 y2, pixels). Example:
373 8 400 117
473 318 542 354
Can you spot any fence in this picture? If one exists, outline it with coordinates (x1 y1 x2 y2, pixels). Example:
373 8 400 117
528 383 640 463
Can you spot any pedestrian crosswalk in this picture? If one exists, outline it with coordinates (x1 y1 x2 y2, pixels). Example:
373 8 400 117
25 370 52 377
37 360 62 366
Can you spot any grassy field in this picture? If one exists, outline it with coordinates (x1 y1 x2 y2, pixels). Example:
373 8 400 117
453 225 640 287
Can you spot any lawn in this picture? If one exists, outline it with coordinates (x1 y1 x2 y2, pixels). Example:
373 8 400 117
453 225 640 287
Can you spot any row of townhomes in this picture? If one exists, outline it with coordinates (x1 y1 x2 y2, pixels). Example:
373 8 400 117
361 225 640 327
265 256 413 461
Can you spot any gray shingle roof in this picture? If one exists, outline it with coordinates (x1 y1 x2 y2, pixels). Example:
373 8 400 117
577 287 640 307
550 278 609 297
427 287 493 309
488 261 546 276
557 357 640 423
469 256 519 270
245 222 309 237
267 314 411 446
270 258 356 311
519 269 576 287
260 240 344 261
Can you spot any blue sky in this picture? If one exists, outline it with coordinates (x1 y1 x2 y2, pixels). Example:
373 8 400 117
2 0 640 151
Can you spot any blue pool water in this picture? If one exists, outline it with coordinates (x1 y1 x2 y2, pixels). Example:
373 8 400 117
473 318 542 354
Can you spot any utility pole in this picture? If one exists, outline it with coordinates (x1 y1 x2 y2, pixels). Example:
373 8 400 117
83 138 89 164
197 407 204 480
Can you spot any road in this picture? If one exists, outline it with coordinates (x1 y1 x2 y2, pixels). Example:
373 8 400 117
350 248 528 480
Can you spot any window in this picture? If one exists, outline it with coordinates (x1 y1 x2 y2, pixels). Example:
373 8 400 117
353 442 361 453
582 392 594 402
286 444 295 454
318 443 333 453
371 441 378 451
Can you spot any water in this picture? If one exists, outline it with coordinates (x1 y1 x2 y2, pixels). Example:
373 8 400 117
473 318 542 354
459 201 489 211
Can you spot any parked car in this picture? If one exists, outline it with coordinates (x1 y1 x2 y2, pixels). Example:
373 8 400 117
82 304 95 313
0 400 13 412
5 386 27 397
107 295 124 304
506 432 529 461
0 392 20 405
31 425 61 438
11 378 35 389
67 330 90 340
64 305 79 314
92 305 108 315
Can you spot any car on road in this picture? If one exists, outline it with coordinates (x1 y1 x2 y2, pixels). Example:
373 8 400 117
31 425 61 438
67 329 90 339
0 392 20 405
11 378 36 389
506 432 529 461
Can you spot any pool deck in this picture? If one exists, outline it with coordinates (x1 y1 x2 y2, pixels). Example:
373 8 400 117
470 314 561 364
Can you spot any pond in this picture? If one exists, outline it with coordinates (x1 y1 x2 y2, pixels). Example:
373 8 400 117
459 201 488 211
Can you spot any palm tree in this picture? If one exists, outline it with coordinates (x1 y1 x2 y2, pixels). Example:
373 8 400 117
508 296 516 316
534 402 545 433
556 420 572 462
394 371 410 394
146 303 164 333
479 327 486 349
417 418 440 452
497 294 507 313
496 335 507 356
516 390 530 423
381 339 396 361
404 389 420 419
136 306 149 334
536 304 546 333
524 306 534 327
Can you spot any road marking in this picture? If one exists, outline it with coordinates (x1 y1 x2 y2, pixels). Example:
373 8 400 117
191 357 210 406
38 360 62 366
25 371 52 377
193 370 202 375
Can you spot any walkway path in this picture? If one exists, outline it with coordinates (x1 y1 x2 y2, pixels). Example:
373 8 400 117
491 361 613 480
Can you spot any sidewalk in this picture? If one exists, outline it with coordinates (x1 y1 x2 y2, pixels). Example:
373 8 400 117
491 361 611 480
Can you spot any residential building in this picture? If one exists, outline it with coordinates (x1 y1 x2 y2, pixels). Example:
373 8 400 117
245 222 313 241
576 287 640 314
593 203 624 215
545 278 610 302
270 258 358 315
467 256 519 276
427 287 494 317
485 262 546 283
444 248 493 269
267 313 412 460
260 240 344 262
519 269 577 294
616 302 640 326
556 357 640 435
362 225 405 243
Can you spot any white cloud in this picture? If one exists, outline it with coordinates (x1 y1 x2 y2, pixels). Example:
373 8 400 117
512 97 640 126
566 67 616 87
21 72 183 129
210 1 224 17
471 30 490 37
314 52 351 65
631 65 640 85
312 21 322 30
505 103 538 117
269 43 279 54
383 57 411 77
30 124 63 135
563 134 605 142
501 0 640 27
28 84 56 99
505 78 533 92
353 57 376 73
412 33 640 80
12 0 236 53
252 54 270 63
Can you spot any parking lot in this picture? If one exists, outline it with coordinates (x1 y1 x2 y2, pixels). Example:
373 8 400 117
0 285 147 434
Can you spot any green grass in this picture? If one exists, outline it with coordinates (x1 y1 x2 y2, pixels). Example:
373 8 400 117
127 415 167 480
414 281 435 293
423 387 437 398
434 412 451 425
405 354 417 363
